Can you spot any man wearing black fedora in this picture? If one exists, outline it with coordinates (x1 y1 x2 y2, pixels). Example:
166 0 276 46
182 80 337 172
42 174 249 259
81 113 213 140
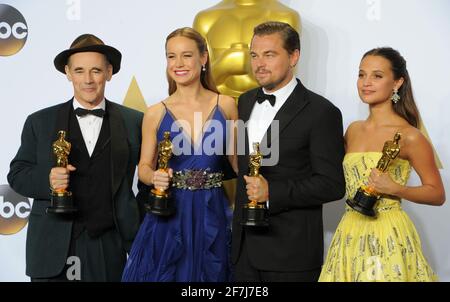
8 34 145 281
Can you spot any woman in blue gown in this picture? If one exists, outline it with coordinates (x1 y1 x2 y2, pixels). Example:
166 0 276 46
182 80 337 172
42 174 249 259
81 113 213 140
122 27 238 282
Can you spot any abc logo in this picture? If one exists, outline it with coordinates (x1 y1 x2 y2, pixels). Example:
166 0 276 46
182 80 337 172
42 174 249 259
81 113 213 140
0 185 31 235
0 4 28 56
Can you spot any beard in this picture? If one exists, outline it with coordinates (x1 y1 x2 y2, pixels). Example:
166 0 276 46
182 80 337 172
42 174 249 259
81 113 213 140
262 76 287 92
256 68 292 92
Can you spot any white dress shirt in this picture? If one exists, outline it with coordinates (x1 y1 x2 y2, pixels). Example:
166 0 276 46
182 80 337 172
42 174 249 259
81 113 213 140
73 98 105 157
247 76 298 205
247 75 298 151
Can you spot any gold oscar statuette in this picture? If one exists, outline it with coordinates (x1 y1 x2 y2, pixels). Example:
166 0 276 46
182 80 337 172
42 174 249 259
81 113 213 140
346 132 402 217
47 130 77 214
146 131 175 216
241 142 269 227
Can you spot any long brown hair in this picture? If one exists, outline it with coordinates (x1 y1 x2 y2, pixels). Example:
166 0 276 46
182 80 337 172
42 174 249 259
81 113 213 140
363 47 420 128
165 27 218 95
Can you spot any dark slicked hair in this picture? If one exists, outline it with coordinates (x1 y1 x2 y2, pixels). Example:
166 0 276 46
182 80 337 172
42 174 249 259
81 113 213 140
253 21 300 54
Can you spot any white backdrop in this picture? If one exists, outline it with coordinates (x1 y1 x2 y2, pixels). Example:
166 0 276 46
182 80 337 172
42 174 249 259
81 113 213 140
1 0 449 282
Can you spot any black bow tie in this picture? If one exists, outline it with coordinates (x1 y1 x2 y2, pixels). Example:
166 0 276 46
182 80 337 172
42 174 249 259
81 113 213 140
256 90 276 107
74 107 105 117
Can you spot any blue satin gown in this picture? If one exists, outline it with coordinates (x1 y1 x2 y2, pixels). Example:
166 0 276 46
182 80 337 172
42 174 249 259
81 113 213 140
122 103 232 282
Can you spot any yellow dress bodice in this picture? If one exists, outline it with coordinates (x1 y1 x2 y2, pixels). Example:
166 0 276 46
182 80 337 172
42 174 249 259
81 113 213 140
344 152 411 213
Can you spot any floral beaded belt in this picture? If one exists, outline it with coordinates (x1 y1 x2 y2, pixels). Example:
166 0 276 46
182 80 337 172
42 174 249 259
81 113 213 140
172 169 223 190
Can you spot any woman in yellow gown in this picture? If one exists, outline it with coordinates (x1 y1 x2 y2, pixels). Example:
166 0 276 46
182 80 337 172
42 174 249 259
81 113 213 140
319 47 445 282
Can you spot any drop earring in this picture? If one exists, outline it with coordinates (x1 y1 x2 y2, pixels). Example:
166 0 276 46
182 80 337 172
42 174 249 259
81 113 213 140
391 89 400 104
202 65 206 72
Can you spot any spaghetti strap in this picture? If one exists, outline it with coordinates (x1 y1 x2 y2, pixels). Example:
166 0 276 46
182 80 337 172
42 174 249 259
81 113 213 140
155 102 169 133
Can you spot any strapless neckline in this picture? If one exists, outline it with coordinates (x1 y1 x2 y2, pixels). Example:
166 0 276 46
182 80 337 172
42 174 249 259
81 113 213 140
344 151 409 163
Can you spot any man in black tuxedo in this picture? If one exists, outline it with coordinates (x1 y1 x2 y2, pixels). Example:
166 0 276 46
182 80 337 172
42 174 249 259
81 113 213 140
232 22 346 282
8 34 144 281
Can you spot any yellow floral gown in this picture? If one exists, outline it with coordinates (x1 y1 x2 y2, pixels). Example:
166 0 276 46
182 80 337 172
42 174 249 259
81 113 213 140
319 152 437 282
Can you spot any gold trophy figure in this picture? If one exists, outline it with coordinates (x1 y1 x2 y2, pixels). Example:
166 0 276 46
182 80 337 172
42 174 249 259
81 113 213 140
241 142 269 227
346 133 402 217
194 0 301 99
47 130 77 214
146 131 175 216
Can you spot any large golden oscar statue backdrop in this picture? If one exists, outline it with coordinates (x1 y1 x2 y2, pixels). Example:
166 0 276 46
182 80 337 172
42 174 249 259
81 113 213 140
194 0 301 99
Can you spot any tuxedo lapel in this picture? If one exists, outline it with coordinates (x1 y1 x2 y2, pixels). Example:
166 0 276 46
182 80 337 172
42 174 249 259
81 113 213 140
68 111 90 158
90 114 111 160
236 90 260 178
261 79 309 147
53 99 73 139
107 100 129 198
51 99 74 163
240 89 259 123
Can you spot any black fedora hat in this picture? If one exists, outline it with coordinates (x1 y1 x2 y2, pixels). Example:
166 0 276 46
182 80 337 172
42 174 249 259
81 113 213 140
54 34 122 74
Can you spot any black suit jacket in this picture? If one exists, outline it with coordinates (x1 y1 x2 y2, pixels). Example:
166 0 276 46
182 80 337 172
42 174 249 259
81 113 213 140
232 79 346 271
7 99 144 278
